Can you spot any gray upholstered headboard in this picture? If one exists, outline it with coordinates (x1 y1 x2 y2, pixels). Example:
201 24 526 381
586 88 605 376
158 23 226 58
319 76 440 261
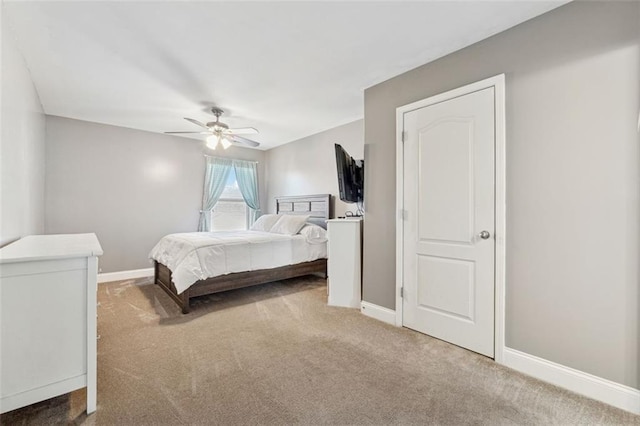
275 194 331 229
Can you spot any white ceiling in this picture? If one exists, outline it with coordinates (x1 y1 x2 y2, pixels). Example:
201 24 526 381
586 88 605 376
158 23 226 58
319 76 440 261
4 1 568 150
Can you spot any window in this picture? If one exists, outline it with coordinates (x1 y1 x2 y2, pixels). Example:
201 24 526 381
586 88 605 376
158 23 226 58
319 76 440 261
211 168 248 231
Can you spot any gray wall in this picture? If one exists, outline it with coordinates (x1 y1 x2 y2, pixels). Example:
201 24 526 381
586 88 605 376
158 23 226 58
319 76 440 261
45 116 266 273
363 1 640 388
0 10 46 246
265 120 363 217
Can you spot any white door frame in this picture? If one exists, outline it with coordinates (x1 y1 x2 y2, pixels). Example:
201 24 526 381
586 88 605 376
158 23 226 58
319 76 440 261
395 74 506 363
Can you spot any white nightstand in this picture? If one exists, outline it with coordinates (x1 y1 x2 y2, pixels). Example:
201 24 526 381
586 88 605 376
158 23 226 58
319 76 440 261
327 218 362 308
0 233 103 414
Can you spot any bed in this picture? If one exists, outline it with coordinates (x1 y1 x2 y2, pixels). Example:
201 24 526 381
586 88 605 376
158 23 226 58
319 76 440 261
151 194 331 313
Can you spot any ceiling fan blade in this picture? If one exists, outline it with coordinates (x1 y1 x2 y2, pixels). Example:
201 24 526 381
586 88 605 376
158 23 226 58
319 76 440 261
184 118 210 129
230 134 260 148
165 131 210 134
225 127 259 135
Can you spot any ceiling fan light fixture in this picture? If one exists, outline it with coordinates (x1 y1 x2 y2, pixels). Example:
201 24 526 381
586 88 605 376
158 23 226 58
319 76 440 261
220 136 232 150
168 107 260 149
206 134 218 150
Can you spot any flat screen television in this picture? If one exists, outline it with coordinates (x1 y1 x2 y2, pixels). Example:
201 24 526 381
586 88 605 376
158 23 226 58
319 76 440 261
334 143 364 204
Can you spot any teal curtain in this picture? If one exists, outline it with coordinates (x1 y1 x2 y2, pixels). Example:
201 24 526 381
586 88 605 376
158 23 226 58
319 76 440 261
233 159 261 225
198 157 233 231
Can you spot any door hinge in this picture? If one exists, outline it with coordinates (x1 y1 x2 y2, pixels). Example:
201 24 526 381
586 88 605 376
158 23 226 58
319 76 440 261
400 286 404 298
401 131 407 143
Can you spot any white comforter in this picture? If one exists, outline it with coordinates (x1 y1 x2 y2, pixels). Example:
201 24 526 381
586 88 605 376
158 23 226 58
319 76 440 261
149 230 327 294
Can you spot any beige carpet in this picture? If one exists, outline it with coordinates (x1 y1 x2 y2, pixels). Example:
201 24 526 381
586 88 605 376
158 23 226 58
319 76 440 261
3 276 639 425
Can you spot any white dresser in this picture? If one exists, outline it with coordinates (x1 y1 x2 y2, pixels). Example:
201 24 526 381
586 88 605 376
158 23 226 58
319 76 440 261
327 218 362 308
0 233 103 414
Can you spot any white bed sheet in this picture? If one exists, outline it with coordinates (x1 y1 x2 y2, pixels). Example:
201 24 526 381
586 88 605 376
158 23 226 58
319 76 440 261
149 230 327 294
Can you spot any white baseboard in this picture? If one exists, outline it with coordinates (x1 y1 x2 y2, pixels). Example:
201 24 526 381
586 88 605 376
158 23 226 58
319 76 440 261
360 301 397 326
97 268 154 283
503 347 640 414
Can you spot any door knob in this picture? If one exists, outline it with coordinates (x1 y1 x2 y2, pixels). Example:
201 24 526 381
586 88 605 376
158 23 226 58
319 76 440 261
478 230 491 240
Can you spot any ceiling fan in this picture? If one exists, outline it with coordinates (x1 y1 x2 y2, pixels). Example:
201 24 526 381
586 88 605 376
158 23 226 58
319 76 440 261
166 107 260 149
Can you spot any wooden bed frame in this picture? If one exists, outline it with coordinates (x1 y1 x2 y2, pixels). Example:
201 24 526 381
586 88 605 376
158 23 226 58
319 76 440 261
154 194 332 314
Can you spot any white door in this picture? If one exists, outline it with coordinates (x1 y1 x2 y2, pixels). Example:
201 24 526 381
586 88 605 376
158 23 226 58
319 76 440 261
401 86 496 357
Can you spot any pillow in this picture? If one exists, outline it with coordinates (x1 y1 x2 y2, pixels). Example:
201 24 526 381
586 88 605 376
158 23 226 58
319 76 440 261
250 214 281 232
299 224 328 244
269 214 310 235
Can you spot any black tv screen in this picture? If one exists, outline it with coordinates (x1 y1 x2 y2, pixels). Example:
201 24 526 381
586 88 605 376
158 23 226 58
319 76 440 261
334 144 364 203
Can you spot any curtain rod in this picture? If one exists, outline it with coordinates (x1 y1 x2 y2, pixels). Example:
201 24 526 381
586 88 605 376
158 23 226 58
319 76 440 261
203 154 259 164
